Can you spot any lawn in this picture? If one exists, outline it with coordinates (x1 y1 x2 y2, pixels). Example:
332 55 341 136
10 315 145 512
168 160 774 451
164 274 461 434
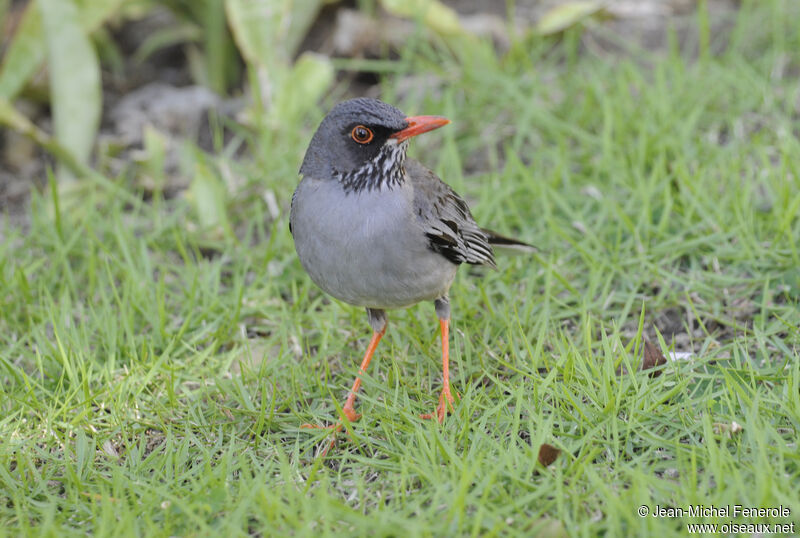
1 2 799 536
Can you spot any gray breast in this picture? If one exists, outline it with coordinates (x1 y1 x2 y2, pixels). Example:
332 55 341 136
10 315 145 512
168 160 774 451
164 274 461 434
290 177 457 309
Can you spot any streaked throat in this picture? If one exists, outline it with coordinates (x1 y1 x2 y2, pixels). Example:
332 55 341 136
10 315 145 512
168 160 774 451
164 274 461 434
338 140 408 194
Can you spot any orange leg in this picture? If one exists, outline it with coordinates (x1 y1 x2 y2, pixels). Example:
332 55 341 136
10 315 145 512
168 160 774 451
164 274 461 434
302 326 386 455
421 318 455 423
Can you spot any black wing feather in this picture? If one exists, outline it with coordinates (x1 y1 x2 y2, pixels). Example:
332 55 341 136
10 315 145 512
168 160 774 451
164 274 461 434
408 160 496 268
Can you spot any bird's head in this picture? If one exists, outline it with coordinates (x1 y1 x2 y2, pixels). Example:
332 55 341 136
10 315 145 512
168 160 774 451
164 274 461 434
299 98 450 193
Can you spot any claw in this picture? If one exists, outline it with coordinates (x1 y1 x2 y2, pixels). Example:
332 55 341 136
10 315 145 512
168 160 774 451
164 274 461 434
420 387 456 422
302 405 360 430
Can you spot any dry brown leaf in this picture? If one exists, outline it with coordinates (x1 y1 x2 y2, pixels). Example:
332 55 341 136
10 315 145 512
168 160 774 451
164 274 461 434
616 337 668 376
537 443 561 467
642 339 667 376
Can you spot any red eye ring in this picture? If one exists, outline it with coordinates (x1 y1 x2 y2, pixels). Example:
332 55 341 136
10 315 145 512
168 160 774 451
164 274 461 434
351 125 374 144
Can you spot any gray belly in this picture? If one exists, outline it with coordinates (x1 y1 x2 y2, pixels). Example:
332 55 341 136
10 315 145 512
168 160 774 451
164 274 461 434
290 178 457 309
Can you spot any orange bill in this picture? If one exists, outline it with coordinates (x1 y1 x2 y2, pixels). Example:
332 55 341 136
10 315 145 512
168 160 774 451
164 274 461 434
391 115 451 142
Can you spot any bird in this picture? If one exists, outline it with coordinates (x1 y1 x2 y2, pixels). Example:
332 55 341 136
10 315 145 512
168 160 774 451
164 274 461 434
290 97 533 449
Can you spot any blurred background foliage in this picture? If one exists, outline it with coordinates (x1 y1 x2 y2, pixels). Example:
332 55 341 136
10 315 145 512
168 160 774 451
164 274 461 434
0 0 608 178
1 0 499 236
0 0 756 238
1 0 328 181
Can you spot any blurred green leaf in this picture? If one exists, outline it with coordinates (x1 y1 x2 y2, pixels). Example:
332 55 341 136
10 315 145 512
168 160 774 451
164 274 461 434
39 0 102 181
0 95 37 135
0 0 8 32
226 0 322 68
225 0 275 68
226 0 324 108
226 0 330 119
0 95 88 179
93 27 127 78
380 0 464 35
138 125 169 192
75 0 127 29
133 23 202 65
152 0 241 93
0 0 124 100
188 160 230 236
200 0 236 95
536 1 602 35
270 52 334 125
0 2 43 99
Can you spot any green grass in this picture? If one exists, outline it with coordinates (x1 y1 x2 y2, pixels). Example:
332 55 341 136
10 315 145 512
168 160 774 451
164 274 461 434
2 3 800 536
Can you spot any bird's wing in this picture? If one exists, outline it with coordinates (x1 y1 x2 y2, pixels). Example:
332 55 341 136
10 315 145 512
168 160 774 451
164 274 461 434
408 159 496 268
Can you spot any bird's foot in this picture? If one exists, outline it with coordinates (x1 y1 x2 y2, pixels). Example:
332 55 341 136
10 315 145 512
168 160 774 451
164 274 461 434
301 422 340 431
420 387 456 423
301 406 361 430
301 406 360 456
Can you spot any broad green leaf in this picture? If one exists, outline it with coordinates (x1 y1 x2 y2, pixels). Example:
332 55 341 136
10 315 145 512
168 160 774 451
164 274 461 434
0 0 124 100
0 2 43 99
39 0 102 181
200 0 236 95
188 161 230 235
536 1 602 35
138 125 169 192
74 0 127 30
226 0 327 110
381 0 464 35
225 0 323 77
270 52 334 125
225 0 275 68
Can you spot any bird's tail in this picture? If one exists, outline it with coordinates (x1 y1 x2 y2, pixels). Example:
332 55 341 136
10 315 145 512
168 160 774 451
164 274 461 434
483 229 538 255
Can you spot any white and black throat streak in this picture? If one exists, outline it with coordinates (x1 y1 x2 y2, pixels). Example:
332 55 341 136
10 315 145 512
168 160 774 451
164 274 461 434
337 141 409 194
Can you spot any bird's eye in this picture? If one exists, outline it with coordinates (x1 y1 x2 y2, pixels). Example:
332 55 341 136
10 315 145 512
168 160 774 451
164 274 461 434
351 125 374 144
